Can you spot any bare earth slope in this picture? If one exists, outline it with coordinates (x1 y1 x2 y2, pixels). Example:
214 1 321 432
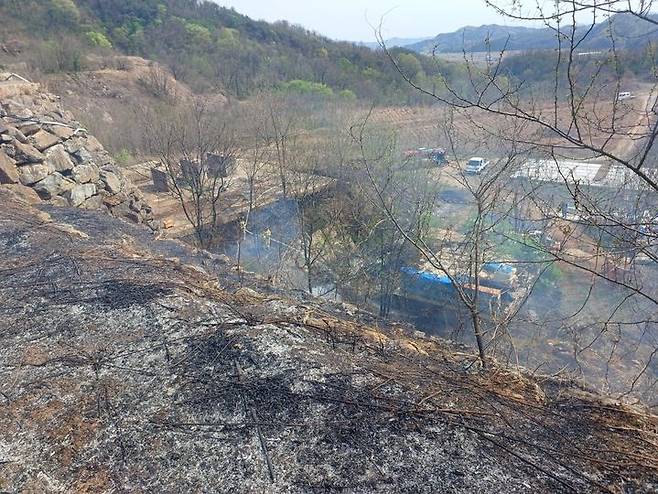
0 191 657 493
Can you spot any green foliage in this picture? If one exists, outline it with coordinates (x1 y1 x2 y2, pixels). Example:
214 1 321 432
86 31 113 49
114 148 134 165
282 79 334 98
397 53 422 78
338 89 357 101
218 27 239 43
338 57 355 73
185 22 212 45
49 0 80 25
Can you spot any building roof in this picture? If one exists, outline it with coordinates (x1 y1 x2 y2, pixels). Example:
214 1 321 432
512 159 647 189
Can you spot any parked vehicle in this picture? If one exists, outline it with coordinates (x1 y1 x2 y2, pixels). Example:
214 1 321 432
465 157 490 174
618 91 633 101
405 147 447 166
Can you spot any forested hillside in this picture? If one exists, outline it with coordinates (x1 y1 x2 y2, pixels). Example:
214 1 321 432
0 0 462 103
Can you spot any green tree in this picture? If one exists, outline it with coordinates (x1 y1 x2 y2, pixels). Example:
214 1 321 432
282 79 334 98
185 22 213 45
338 89 357 101
49 0 80 26
397 53 422 79
86 31 113 49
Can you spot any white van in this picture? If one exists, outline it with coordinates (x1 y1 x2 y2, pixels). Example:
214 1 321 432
466 157 490 174
618 91 633 101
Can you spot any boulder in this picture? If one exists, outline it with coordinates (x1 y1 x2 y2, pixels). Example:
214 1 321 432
63 137 83 154
95 152 114 167
109 200 131 218
44 144 74 172
141 210 154 222
47 125 75 140
30 130 60 151
65 183 96 206
100 163 118 173
16 108 33 119
8 140 45 163
146 219 163 231
64 138 94 162
0 125 27 143
102 191 128 208
125 211 142 224
49 196 69 207
80 194 103 210
71 148 94 165
129 198 142 213
84 135 104 152
2 103 33 119
0 184 42 204
100 170 122 194
71 162 100 184
33 172 75 200
16 122 41 136
18 162 55 185
0 150 18 184
129 188 144 201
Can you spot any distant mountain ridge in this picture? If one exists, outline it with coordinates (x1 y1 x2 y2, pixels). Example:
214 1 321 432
408 13 658 53
359 36 434 50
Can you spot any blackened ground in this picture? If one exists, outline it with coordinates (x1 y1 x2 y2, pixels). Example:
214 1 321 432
0 193 657 493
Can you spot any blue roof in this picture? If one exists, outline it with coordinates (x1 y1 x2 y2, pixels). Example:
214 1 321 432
401 267 453 285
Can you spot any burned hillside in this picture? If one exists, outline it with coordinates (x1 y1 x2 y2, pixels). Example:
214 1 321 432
0 188 657 493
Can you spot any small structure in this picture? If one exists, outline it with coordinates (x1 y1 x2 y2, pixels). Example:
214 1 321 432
151 168 169 193
399 266 504 313
205 153 235 178
511 159 644 190
180 159 197 181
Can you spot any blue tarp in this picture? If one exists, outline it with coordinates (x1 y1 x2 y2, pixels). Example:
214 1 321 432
400 267 453 285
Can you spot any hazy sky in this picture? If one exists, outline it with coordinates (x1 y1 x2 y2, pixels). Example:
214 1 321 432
211 1 514 42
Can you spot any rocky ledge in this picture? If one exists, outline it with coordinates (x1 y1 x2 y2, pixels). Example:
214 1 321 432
0 73 156 230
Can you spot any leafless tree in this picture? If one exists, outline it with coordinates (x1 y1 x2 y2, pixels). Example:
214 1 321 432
258 93 308 199
345 120 439 319
235 104 274 226
282 143 335 295
378 0 657 393
138 63 178 101
143 99 238 249
350 110 546 366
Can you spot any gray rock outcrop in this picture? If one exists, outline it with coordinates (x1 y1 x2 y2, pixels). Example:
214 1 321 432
0 74 157 230
33 172 75 200
0 149 18 184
